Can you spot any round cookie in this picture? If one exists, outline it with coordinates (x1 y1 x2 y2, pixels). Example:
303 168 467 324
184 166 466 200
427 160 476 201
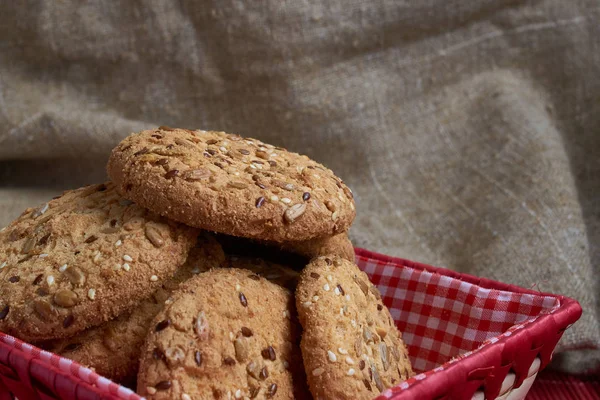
0 182 198 341
38 233 225 383
269 232 355 263
137 268 304 399
107 127 355 242
296 256 413 400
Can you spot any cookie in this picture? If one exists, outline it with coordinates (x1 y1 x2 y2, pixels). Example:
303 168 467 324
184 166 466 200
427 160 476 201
137 268 304 399
271 232 355 263
0 182 198 341
107 127 355 242
39 233 225 383
296 256 413 400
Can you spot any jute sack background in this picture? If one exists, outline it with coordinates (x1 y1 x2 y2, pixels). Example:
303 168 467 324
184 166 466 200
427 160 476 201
0 0 598 373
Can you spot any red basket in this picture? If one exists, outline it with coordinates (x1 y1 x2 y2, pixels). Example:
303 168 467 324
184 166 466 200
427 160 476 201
0 249 582 400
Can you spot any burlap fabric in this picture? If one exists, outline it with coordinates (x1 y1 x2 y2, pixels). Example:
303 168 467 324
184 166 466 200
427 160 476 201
0 1 598 373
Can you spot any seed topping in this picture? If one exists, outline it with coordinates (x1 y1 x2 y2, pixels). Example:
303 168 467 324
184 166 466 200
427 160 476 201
261 346 276 361
155 319 171 331
283 203 306 223
327 350 337 362
239 292 248 307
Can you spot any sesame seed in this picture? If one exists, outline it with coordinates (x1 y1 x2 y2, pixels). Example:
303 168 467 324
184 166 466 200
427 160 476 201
46 275 55 286
235 284 241 291
250 164 257 169
327 275 333 282
235 389 242 399
229 331 234 340
270 195 279 202
338 348 348 354
0 262 6 269
328 350 337 362
323 283 330 291
39 254 49 258
113 264 122 271
150 275 158 282
146 387 157 395
345 295 351 301
312 295 319 301
303 301 312 308
281 197 291 204
123 263 131 271
312 367 325 376
115 240 122 247
93 252 101 262
182 394 192 400
334 287 341 295
351 320 357 327
346 356 355 364
87 288 96 300
283 310 290 318
340 308 344 316
123 255 133 262
347 368 355 376
59 264 68 272
219 146 227 152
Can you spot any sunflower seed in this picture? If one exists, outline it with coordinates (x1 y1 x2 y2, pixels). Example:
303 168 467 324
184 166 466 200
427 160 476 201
284 203 306 223
145 225 164 247
64 267 85 286
54 290 78 308
34 299 57 320
195 311 209 340
380 343 390 371
234 337 249 362
31 203 49 219
228 181 248 189
183 168 212 181
21 237 35 254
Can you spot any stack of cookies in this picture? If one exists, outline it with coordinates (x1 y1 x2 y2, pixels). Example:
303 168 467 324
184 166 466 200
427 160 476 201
0 127 413 399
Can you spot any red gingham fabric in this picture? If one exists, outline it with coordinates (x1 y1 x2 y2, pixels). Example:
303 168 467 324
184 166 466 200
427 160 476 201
0 249 571 400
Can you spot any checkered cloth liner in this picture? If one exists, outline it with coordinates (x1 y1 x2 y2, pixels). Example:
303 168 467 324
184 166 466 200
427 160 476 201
0 249 565 400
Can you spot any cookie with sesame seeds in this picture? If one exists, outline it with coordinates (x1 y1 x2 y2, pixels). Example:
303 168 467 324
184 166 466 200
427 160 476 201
137 268 305 400
38 233 225 384
0 182 198 341
107 127 356 242
296 256 413 400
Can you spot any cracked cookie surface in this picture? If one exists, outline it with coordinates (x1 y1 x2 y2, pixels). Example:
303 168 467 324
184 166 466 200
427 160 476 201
107 127 355 242
296 256 413 400
137 268 305 399
0 182 197 341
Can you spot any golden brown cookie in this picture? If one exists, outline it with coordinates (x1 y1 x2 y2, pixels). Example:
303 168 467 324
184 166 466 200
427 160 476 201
137 268 304 399
0 182 197 341
271 232 355 263
296 256 413 400
38 233 225 383
107 127 355 242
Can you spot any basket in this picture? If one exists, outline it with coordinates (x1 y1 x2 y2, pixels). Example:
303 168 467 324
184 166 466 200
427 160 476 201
0 248 582 400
